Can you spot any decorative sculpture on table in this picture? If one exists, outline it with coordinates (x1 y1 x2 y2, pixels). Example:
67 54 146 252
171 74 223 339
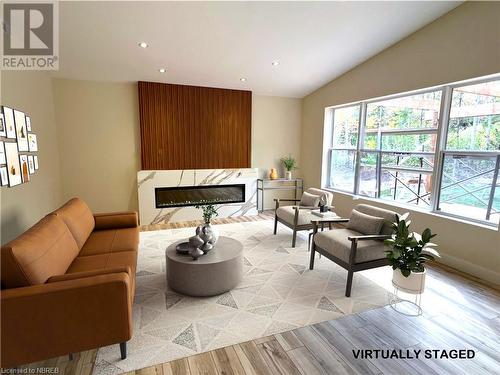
319 194 328 212
269 168 278 180
176 201 221 260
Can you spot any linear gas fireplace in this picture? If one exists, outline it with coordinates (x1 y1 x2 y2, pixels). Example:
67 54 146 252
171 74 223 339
155 184 246 208
138 169 258 224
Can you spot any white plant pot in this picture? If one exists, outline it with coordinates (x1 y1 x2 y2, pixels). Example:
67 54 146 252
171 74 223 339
285 171 292 180
392 269 426 294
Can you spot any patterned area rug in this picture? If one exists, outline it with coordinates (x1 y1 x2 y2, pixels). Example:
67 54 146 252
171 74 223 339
94 220 393 374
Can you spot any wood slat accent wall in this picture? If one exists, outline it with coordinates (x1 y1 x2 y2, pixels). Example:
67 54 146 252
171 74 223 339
138 81 251 170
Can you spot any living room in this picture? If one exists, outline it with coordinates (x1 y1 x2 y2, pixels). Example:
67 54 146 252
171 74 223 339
1 1 499 374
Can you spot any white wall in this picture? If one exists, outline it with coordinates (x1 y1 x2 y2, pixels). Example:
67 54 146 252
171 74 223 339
300 2 500 284
252 95 302 209
51 80 303 213
52 79 141 213
1 72 63 243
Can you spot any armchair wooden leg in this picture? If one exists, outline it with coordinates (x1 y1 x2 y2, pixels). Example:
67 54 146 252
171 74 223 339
120 342 127 360
273 215 278 235
309 247 316 270
345 270 354 297
291 229 297 247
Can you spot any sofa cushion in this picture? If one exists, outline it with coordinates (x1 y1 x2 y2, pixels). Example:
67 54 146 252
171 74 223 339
79 228 139 257
346 209 385 235
1 215 80 288
51 198 95 249
67 251 137 299
314 228 387 264
276 206 315 226
354 204 398 235
299 191 320 207
67 251 137 276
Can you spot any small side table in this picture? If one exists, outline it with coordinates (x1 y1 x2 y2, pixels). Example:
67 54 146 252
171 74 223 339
308 212 338 251
257 178 304 212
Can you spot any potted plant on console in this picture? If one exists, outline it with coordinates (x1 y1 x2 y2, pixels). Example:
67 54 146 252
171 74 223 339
281 154 298 180
385 213 439 294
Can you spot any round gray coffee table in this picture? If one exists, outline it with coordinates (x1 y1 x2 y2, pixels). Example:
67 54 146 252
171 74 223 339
166 236 243 297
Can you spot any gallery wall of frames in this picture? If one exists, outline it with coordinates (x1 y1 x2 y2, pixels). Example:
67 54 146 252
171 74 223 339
0 106 39 187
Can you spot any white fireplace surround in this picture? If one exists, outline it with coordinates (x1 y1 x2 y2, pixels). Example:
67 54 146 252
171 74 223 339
137 168 258 225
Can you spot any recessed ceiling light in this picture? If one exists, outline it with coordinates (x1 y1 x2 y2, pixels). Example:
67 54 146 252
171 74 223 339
240 78 247 82
138 42 149 48
159 68 166 73
272 61 280 66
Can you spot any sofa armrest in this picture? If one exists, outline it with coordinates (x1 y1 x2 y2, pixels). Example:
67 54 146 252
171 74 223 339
94 211 138 230
47 266 132 283
1 273 132 368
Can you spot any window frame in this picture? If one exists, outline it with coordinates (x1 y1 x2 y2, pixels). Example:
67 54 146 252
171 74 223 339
323 74 500 228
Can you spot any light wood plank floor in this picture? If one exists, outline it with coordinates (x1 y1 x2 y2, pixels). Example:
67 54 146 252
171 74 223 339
140 211 274 231
11 214 500 375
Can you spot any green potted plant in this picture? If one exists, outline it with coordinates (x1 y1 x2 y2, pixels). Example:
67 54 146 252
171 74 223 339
281 154 298 180
384 213 439 294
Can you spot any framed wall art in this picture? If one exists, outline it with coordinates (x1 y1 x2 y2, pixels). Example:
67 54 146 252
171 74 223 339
14 110 29 152
0 141 6 165
0 166 8 186
0 112 6 137
19 154 30 183
3 106 16 139
26 116 32 131
5 142 22 186
28 133 38 152
28 155 35 174
34 155 39 170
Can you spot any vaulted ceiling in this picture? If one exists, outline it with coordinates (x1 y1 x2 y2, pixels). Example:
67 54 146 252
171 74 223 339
54 1 461 97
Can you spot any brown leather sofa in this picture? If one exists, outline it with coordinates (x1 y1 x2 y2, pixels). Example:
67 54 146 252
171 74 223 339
1 198 139 368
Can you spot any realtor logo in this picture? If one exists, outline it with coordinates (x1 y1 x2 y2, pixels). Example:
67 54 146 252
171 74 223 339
2 1 59 69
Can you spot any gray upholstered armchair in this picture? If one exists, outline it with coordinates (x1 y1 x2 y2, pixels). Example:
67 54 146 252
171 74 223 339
310 204 398 297
274 188 333 247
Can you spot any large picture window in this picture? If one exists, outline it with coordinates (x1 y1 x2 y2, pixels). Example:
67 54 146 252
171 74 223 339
324 75 500 226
